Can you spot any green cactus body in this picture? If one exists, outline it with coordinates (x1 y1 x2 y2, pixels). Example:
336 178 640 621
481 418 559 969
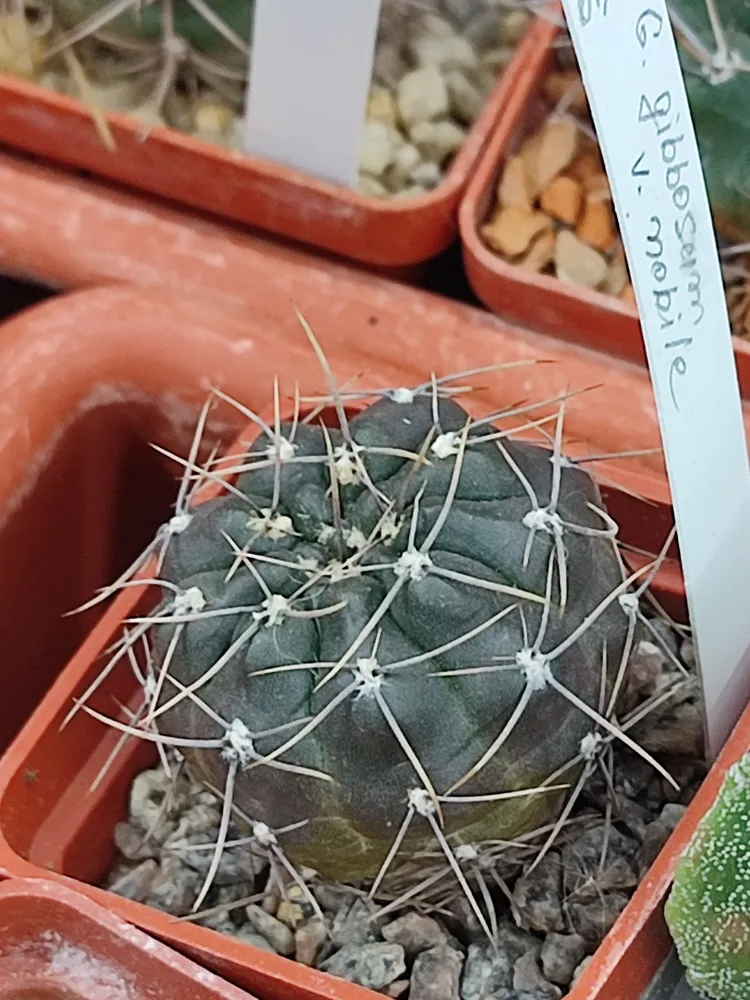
152 393 632 882
665 753 750 1000
52 0 254 56
672 0 750 240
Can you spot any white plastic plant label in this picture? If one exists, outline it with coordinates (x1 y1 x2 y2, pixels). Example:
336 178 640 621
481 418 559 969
243 0 383 187
559 0 750 755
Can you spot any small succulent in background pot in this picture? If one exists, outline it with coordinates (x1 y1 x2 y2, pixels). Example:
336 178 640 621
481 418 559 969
2 0 536 196
666 751 750 1000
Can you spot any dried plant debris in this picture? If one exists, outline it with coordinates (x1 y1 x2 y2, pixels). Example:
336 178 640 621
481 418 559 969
65 313 704 1000
8 0 540 196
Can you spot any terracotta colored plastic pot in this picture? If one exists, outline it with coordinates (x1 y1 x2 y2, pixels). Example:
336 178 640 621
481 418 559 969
458 19 750 400
0 15 545 271
0 878 256 1000
0 294 692 1000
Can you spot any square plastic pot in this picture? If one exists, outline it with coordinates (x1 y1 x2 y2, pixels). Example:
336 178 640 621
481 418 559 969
458 17 750 400
0 285 699 1000
0 15 545 271
0 877 256 1000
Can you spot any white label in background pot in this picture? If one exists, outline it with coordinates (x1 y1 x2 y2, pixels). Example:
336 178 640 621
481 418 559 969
244 0 383 187
560 0 750 754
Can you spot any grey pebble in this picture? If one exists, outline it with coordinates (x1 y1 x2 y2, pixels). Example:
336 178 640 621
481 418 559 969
632 697 704 757
382 911 452 957
107 859 158 903
512 853 564 933
627 640 665 697
330 896 379 948
500 8 533 45
320 942 406 990
397 66 450 127
173 801 221 838
563 827 638 899
312 883 356 913
636 803 688 876
147 854 200 916
440 0 473 27
129 768 173 831
410 33 478 74
113 821 159 861
167 831 253 884
540 933 588 987
513 950 562 999
613 792 653 841
295 919 328 966
660 802 689 827
373 42 407 90
447 896 487 943
680 637 695 668
460 941 513 999
566 892 630 944
411 945 464 1000
232 926 279 953
245 904 295 956
445 69 485 124
410 119 467 165
463 10 504 50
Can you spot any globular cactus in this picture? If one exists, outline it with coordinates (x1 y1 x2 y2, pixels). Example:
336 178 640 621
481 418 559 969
671 0 750 241
140 380 637 888
665 753 750 1000
74 327 683 927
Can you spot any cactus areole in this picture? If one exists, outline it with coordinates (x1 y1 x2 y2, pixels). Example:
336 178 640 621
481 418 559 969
666 753 750 1000
151 391 632 882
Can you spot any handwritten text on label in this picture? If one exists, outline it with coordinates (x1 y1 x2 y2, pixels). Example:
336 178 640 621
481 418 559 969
560 0 750 755
574 4 705 410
